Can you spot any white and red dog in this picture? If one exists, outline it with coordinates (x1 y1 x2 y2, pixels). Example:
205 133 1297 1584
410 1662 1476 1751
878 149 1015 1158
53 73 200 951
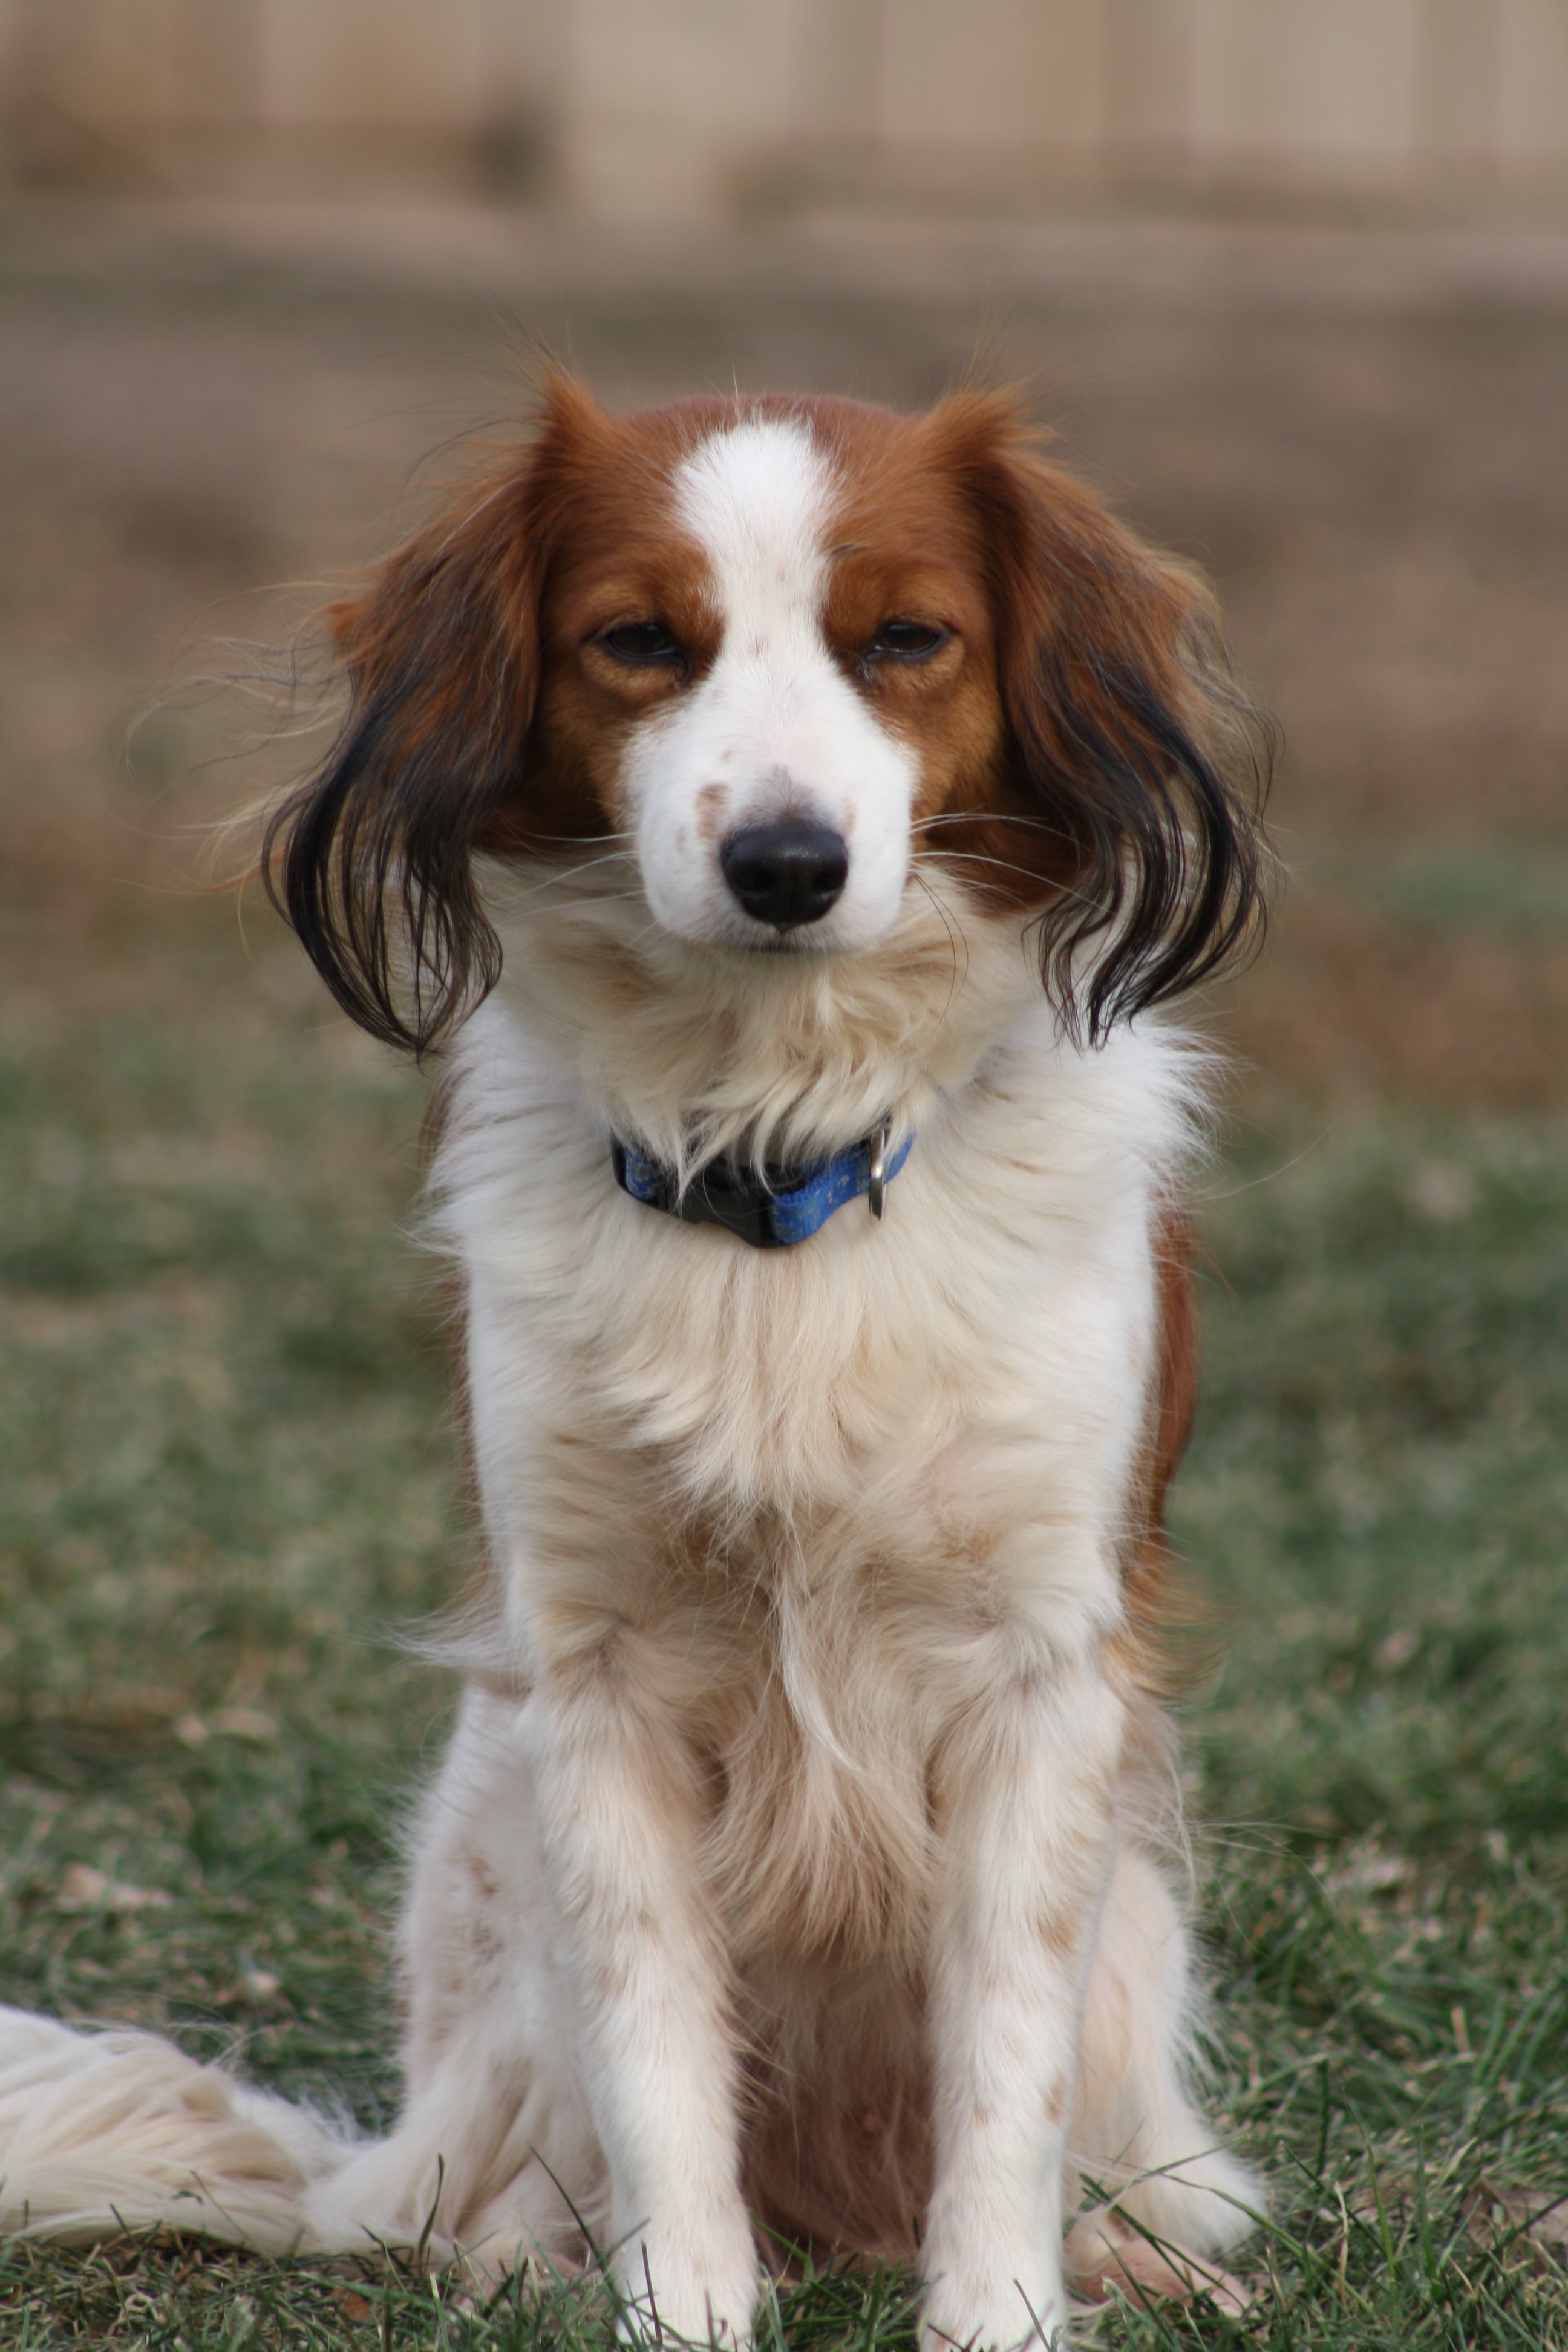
0 382 1269 2345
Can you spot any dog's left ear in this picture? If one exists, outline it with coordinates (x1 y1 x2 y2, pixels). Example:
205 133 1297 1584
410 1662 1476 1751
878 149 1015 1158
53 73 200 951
263 459 546 1052
938 393 1272 1041
263 376 605 1055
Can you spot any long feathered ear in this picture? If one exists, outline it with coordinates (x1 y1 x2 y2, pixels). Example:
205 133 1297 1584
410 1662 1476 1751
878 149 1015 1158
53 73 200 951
939 393 1272 1042
262 381 601 1054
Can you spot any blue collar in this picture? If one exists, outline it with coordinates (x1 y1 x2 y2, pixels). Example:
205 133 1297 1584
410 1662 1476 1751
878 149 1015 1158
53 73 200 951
611 1123 913 1250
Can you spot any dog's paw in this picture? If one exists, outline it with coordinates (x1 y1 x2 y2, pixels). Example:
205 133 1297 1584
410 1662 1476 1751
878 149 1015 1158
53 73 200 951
612 2227 762 2348
1064 2208 1250 2315
919 2250 1070 2351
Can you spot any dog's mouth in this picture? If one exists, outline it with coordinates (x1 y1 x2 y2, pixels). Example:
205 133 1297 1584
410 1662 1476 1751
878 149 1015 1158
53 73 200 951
730 923 839 955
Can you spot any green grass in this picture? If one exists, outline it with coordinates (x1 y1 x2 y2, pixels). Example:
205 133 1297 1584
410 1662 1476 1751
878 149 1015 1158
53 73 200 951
1 982 1564 2348
1324 848 1568 938
0 985 447 2128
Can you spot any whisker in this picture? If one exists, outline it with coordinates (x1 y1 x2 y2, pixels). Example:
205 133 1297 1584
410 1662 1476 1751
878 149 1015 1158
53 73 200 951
529 828 638 848
913 846 1104 915
531 893 645 915
910 811 1073 838
503 852 641 902
909 867 969 1030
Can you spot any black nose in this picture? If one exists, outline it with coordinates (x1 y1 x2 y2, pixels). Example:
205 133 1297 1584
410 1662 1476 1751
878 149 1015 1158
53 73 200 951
719 822 849 929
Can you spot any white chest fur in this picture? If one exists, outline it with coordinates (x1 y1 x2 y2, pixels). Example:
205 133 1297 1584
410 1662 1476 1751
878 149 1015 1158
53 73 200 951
436 963 1200 1680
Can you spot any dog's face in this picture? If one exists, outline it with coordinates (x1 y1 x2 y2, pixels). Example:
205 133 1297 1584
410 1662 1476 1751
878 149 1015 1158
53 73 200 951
267 379 1266 1051
543 411 978 958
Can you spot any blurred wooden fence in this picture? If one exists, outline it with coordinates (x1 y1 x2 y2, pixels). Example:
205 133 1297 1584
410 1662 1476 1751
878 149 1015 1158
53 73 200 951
4 0 1566 209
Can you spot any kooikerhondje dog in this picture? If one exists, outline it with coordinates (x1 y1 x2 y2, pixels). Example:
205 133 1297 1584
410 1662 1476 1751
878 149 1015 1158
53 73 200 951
0 380 1269 2347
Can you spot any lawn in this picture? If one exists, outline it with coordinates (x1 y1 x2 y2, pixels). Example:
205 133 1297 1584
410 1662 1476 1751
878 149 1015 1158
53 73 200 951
1 928 1563 2349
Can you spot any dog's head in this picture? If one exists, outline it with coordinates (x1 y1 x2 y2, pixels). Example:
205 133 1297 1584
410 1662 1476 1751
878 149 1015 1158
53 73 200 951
266 379 1268 1054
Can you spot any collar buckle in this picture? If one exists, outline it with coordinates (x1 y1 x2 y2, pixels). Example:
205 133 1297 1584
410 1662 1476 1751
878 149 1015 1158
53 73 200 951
867 1122 890 1220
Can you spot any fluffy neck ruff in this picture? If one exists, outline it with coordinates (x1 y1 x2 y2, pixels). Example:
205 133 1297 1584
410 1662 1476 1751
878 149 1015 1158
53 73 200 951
479 854 1045 1186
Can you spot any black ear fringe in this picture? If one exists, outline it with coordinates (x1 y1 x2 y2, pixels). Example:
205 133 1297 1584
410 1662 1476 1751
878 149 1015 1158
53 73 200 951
261 693 514 1059
1019 655 1272 1047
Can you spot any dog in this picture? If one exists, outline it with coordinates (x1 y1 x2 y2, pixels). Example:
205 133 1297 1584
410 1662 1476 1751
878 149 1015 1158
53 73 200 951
0 379 1269 2347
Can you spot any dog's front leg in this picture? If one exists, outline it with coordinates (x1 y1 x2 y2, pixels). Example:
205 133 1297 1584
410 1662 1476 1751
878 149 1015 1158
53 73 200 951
921 1652 1123 2352
528 1647 758 2348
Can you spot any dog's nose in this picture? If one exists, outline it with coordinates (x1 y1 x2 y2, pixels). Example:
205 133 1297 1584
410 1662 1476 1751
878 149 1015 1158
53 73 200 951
719 821 849 929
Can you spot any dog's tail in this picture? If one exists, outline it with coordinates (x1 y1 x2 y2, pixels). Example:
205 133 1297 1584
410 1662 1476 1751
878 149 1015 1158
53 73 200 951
0 2005 356 2254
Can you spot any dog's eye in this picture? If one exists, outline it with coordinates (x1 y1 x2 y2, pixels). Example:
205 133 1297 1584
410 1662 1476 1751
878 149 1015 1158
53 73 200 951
598 621 687 668
864 620 948 665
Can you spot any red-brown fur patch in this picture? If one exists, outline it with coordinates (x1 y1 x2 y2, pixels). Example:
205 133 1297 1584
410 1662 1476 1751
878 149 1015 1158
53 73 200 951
1109 1204 1201 1699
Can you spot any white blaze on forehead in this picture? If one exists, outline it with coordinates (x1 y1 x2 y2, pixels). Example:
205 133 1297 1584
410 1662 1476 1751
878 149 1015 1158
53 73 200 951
627 411 916 959
673 417 836 641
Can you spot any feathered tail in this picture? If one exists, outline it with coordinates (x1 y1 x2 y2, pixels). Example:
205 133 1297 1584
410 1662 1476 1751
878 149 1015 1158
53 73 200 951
0 2006 354 2254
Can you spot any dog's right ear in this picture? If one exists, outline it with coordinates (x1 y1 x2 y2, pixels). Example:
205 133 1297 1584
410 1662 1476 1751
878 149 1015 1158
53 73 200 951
263 377 602 1055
